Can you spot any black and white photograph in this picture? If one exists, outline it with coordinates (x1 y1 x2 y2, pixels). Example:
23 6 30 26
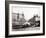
12 5 40 31
5 1 45 37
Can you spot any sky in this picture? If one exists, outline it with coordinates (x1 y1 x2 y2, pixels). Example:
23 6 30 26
12 4 40 21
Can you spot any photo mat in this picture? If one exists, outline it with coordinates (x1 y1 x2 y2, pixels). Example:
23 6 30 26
9 4 43 35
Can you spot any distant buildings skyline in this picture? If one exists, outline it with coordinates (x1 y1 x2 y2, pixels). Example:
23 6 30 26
12 12 40 25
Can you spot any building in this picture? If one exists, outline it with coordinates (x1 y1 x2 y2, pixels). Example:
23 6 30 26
28 15 40 27
12 13 26 26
